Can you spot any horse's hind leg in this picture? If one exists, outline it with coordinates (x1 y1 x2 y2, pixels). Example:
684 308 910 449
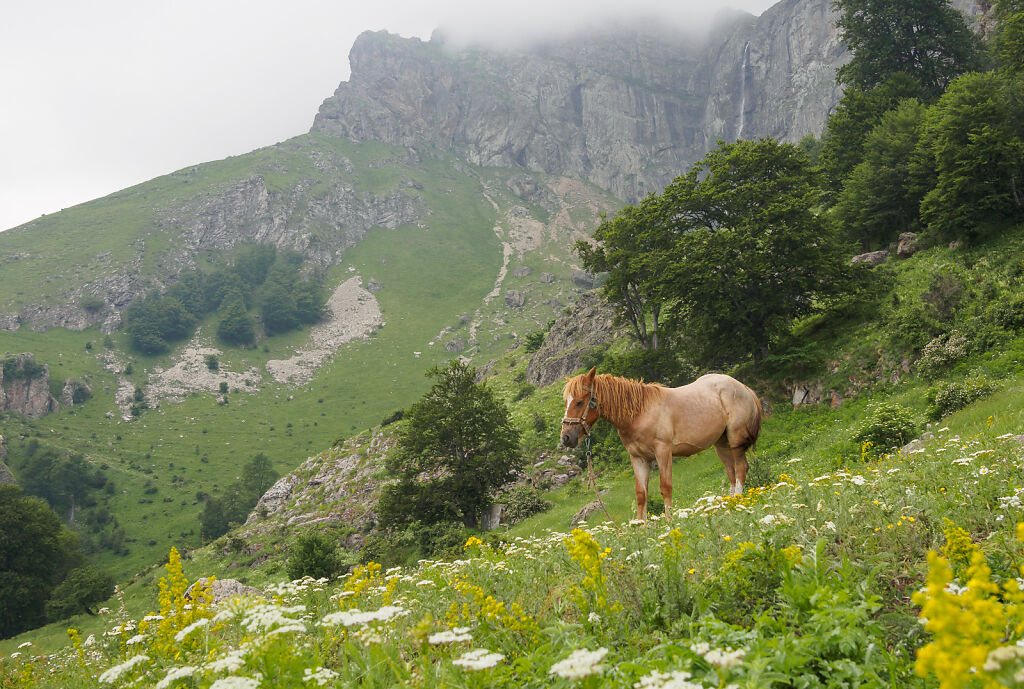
630 455 651 521
655 451 673 523
714 442 738 496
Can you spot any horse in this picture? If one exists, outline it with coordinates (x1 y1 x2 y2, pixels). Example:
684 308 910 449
560 367 762 522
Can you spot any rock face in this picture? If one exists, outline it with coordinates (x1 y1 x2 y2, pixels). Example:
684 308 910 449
313 0 849 202
0 354 59 419
850 250 889 267
526 292 619 386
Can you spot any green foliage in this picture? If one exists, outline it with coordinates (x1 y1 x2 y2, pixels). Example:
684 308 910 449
499 485 552 525
576 202 669 349
851 402 917 453
258 283 300 335
916 330 971 378
833 0 980 99
79 295 105 312
380 409 404 426
926 375 998 420
819 74 924 194
702 539 798 626
378 360 522 529
0 485 87 637
285 531 345 580
44 565 114 621
358 522 465 567
994 0 1024 73
216 298 256 346
121 296 195 355
833 98 928 248
661 139 850 366
2 355 45 381
523 330 545 353
918 71 1024 241
198 453 279 542
204 354 219 371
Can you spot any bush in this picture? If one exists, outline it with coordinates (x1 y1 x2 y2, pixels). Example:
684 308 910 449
524 331 545 353
359 522 465 567
205 355 219 371
286 531 345 580
916 331 970 378
852 402 917 454
499 485 551 525
80 295 105 312
926 375 998 420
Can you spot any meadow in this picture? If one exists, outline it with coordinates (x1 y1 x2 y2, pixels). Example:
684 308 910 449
3 388 1022 688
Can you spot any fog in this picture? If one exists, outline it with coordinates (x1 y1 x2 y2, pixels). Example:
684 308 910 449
0 0 777 232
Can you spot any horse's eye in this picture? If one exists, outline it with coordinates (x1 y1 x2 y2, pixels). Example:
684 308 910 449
575 400 583 405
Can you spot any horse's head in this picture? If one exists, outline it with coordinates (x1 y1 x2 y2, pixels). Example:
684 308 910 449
560 367 599 448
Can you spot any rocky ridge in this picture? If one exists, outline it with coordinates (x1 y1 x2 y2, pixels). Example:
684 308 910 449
313 0 849 202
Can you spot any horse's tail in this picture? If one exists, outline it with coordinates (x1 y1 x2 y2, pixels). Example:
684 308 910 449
740 385 763 451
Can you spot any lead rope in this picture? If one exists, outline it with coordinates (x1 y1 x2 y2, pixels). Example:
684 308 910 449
584 436 623 535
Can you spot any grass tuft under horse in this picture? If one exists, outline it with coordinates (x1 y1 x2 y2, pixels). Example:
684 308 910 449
560 367 762 522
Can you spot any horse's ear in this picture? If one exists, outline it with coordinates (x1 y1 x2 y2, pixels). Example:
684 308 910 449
586 366 596 380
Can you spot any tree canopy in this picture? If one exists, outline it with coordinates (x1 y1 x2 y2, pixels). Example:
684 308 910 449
834 0 981 99
378 361 522 528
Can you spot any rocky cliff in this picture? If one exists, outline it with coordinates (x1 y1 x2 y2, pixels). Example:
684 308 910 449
0 354 58 419
312 0 848 201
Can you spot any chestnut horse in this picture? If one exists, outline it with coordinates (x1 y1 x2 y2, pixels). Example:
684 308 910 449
560 367 762 522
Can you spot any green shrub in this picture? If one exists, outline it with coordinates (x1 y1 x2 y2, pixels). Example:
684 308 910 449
915 331 970 378
524 331 545 353
79 295 105 312
852 402 917 454
926 375 998 420
205 354 219 371
702 539 800 626
286 531 345 580
358 522 465 567
499 485 551 525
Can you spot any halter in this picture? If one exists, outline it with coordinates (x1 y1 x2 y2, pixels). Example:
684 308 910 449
561 383 598 436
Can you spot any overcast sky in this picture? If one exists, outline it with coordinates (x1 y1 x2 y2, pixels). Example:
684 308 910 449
0 0 778 232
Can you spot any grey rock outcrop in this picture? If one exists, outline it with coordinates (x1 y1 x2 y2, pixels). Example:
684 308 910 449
504 290 526 308
312 0 849 201
526 292 619 386
185 578 263 603
0 354 59 419
850 250 889 267
897 232 920 258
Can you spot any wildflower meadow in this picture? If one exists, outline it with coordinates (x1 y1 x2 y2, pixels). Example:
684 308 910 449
3 425 1023 688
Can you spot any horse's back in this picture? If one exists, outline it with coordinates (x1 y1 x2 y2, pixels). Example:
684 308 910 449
681 374 761 449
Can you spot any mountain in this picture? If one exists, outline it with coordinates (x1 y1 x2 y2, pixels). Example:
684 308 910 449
0 0 981 581
313 0 848 202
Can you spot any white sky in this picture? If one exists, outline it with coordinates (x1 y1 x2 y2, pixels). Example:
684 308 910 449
0 0 777 232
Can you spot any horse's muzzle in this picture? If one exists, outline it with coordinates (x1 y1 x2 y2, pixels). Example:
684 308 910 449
560 430 579 449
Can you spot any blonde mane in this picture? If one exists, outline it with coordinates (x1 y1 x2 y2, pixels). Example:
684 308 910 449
563 373 665 427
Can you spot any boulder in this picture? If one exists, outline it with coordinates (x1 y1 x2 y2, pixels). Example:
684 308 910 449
571 500 603 526
480 503 505 531
511 266 532 278
571 270 596 288
541 273 556 283
185 578 263 604
504 290 526 308
896 232 920 258
850 250 889 267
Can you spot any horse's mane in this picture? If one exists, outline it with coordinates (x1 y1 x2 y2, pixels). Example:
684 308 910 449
564 373 665 426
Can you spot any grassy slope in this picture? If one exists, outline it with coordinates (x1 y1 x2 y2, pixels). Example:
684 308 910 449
9 224 1024 655
0 134 616 582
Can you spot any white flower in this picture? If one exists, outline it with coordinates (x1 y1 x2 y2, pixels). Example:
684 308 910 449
824 521 837 532
174 617 210 642
634 669 702 689
550 647 609 679
155 665 197 689
10 652 20 659
453 648 505 671
588 612 602 624
428 627 472 644
98 654 150 684
17 642 31 649
978 466 990 475
142 614 165 622
126 633 147 646
787 457 803 464
205 651 247 673
303 666 339 686
702 646 746 669
320 605 408 628
758 514 777 526
209 678 260 689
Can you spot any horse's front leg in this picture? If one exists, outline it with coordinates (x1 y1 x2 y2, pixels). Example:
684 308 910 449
630 455 651 521
655 451 673 524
